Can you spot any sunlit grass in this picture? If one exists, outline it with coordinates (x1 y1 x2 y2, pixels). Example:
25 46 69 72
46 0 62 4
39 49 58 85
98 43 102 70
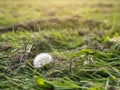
0 0 120 90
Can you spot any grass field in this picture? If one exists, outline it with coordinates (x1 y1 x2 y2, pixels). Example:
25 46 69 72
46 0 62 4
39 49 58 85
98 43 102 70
0 0 120 90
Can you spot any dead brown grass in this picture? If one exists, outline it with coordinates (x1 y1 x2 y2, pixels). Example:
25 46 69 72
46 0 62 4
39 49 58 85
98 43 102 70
0 15 109 34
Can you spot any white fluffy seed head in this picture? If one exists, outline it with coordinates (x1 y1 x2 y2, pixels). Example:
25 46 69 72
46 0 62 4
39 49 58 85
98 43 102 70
33 53 53 68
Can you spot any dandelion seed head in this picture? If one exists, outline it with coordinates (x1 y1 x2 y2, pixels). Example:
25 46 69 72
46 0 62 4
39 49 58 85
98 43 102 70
33 53 53 68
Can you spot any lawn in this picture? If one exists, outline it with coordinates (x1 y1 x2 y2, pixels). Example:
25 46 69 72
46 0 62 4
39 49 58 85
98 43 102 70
0 0 120 90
